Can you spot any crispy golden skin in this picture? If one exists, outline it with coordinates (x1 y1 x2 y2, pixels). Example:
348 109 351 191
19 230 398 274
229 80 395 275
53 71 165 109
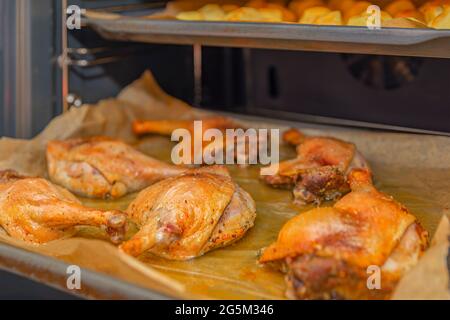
133 116 259 166
260 169 428 300
261 128 370 205
47 137 186 199
120 166 256 260
132 116 239 137
0 170 127 244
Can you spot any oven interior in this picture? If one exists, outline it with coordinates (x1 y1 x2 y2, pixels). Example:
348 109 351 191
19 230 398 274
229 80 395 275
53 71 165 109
64 0 450 135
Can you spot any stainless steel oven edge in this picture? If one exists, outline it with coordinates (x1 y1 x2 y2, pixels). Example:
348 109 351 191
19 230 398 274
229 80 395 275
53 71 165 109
0 0 60 139
0 242 172 300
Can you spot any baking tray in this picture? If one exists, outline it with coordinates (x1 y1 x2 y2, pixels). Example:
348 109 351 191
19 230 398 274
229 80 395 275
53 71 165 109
0 242 173 300
1 110 449 299
0 241 176 300
84 17 450 58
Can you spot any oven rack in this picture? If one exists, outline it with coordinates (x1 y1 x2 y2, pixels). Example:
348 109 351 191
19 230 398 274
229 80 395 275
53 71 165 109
83 14 450 59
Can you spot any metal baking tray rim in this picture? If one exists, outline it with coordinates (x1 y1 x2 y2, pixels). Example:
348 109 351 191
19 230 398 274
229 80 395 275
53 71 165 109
84 17 450 46
0 242 174 300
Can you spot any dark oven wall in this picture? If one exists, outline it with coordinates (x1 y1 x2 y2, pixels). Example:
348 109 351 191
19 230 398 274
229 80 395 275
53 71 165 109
202 49 450 133
243 50 450 133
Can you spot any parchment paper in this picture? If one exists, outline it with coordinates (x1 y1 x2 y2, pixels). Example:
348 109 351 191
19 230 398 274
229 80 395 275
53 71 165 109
0 70 448 299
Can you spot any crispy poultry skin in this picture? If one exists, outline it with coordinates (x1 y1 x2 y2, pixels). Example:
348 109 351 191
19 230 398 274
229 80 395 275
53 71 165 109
133 116 263 166
133 116 239 137
46 137 186 199
261 128 370 205
259 169 428 300
0 170 127 244
120 166 256 260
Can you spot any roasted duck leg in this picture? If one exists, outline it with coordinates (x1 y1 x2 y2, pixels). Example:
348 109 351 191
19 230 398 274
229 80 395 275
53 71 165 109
133 116 266 166
259 169 428 300
47 137 186 199
120 166 256 259
133 116 239 137
0 170 127 244
261 128 370 205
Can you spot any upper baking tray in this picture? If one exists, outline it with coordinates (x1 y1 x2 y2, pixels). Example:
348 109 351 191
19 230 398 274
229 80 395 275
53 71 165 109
84 16 450 58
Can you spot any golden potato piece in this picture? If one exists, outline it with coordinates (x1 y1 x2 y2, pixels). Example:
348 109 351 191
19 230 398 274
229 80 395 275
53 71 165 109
176 11 203 21
299 6 331 24
289 0 325 17
226 8 260 21
243 1 297 22
394 9 425 23
198 4 226 21
347 10 392 26
221 4 240 13
315 10 343 25
267 3 298 22
226 7 283 22
430 6 450 28
420 2 445 24
246 0 267 9
385 0 416 17
328 0 355 11
259 8 285 22
343 1 372 22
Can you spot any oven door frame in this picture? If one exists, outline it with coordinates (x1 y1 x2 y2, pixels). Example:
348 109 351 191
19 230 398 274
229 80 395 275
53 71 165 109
0 0 61 139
